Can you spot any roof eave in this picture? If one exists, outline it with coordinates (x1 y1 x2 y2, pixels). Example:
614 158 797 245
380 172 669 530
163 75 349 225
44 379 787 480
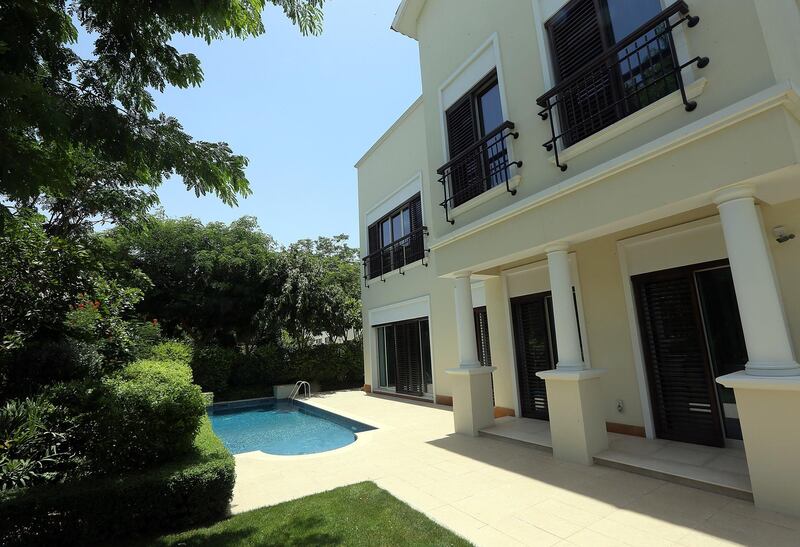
391 0 425 40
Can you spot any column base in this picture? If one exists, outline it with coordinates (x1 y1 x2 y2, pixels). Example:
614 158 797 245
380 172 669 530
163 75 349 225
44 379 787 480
717 371 800 517
536 368 608 465
445 366 496 436
744 360 800 377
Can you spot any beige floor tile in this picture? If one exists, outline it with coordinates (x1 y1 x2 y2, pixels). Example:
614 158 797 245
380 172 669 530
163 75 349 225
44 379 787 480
513 505 585 539
427 504 489 533
221 391 793 547
460 525 525 547
493 515 563 547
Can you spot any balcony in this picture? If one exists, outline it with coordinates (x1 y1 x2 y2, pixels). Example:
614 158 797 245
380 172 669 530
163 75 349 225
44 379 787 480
362 227 428 285
536 1 709 171
437 121 522 224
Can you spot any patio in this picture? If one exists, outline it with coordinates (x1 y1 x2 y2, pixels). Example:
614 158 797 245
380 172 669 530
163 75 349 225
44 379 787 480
482 417 752 500
232 390 800 546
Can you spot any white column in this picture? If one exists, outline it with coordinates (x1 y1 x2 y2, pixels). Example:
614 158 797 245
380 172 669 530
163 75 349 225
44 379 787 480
454 273 480 368
714 187 800 376
546 244 585 371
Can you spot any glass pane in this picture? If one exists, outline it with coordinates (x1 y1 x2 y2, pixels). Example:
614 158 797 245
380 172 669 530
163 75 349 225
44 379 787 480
386 326 396 388
420 320 432 393
401 208 411 238
478 83 503 136
391 213 402 243
377 327 387 388
380 219 391 247
695 267 747 440
605 0 661 42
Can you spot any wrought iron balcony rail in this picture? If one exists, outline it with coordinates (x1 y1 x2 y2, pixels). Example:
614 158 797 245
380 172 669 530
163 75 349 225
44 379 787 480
437 121 522 224
536 1 709 171
362 227 429 285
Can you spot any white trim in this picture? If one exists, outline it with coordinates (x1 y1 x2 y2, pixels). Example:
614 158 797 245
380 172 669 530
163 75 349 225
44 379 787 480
500 253 592 415
429 81 800 254
717 371 800 392
550 78 707 165
364 172 423 226
616 216 728 439
355 97 423 168
437 33 517 196
367 294 430 327
449 175 522 220
500 274 522 418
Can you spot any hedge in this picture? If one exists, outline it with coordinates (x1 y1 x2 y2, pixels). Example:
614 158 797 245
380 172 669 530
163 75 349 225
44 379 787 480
0 416 235 546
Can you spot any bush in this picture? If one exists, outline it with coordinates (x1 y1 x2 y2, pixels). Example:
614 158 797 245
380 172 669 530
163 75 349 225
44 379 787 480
294 339 364 391
0 417 235 546
190 346 239 393
229 344 289 388
0 337 105 400
0 398 78 491
90 360 204 473
149 340 193 365
45 359 204 477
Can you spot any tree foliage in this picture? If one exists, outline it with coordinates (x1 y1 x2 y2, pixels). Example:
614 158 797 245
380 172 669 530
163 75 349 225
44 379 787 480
106 214 278 347
0 0 326 225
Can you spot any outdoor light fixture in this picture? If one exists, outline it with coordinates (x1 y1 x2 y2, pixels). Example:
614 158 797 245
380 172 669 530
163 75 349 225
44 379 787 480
772 225 796 243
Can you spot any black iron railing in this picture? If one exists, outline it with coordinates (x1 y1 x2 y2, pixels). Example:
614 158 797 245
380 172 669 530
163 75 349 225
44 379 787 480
362 227 429 285
437 121 522 224
536 1 709 171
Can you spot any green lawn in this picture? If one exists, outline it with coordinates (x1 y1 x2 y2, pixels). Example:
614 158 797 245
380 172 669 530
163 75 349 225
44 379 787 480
146 482 471 546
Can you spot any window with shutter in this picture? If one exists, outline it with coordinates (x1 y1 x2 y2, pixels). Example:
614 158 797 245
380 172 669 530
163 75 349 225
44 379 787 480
444 71 508 208
364 194 424 279
375 318 431 397
545 0 677 147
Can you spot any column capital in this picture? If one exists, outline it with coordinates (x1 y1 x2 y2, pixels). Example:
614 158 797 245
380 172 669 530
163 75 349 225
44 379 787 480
544 242 570 254
713 185 756 206
454 271 473 280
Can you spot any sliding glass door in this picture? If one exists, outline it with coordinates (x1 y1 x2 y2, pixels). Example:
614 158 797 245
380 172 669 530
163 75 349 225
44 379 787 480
376 318 432 397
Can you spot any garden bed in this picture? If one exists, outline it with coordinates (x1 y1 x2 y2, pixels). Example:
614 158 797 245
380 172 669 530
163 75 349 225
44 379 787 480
0 416 234 546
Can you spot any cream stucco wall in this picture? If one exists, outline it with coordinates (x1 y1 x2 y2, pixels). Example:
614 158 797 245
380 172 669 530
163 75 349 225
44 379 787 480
413 0 792 243
358 0 800 422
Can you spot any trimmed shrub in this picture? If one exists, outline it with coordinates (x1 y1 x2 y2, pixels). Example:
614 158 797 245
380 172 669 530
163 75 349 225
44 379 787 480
0 417 235 546
190 346 239 393
90 360 204 473
149 340 193 365
45 359 204 477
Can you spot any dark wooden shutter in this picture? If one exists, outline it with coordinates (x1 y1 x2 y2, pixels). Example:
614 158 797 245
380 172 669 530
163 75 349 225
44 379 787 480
395 321 423 396
367 223 381 279
445 97 482 207
633 269 724 447
512 295 557 420
546 0 619 145
407 195 424 264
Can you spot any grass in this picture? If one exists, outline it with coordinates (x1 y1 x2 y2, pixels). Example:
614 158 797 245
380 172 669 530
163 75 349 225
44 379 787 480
145 482 471 547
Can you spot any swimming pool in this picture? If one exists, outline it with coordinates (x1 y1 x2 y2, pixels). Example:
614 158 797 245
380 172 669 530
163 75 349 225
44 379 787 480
209 399 375 456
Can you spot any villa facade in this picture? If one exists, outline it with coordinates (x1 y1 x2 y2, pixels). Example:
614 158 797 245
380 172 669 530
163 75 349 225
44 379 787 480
356 0 800 517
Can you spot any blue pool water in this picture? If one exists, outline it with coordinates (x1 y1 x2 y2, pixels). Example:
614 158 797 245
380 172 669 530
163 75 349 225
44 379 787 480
210 399 374 456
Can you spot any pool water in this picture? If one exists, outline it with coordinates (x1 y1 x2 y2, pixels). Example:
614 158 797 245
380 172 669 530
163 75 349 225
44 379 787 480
210 400 374 456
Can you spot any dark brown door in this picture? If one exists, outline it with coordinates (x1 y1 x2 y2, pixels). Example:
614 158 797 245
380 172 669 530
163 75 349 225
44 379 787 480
632 264 726 447
511 293 558 420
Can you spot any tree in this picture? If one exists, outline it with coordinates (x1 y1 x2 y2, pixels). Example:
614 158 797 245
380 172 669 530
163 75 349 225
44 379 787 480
261 235 361 346
106 214 277 347
0 0 326 225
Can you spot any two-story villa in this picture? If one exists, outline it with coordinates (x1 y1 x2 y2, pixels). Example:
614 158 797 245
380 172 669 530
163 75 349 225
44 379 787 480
356 0 800 517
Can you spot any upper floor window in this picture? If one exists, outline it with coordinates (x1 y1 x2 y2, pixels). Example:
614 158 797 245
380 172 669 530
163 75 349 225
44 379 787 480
537 0 708 169
364 194 426 280
437 71 522 222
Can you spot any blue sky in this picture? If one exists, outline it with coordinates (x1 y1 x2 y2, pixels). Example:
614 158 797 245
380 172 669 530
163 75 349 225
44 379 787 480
137 2 420 246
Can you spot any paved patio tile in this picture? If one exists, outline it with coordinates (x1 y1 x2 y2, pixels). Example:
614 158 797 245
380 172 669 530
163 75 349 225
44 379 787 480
227 390 800 546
